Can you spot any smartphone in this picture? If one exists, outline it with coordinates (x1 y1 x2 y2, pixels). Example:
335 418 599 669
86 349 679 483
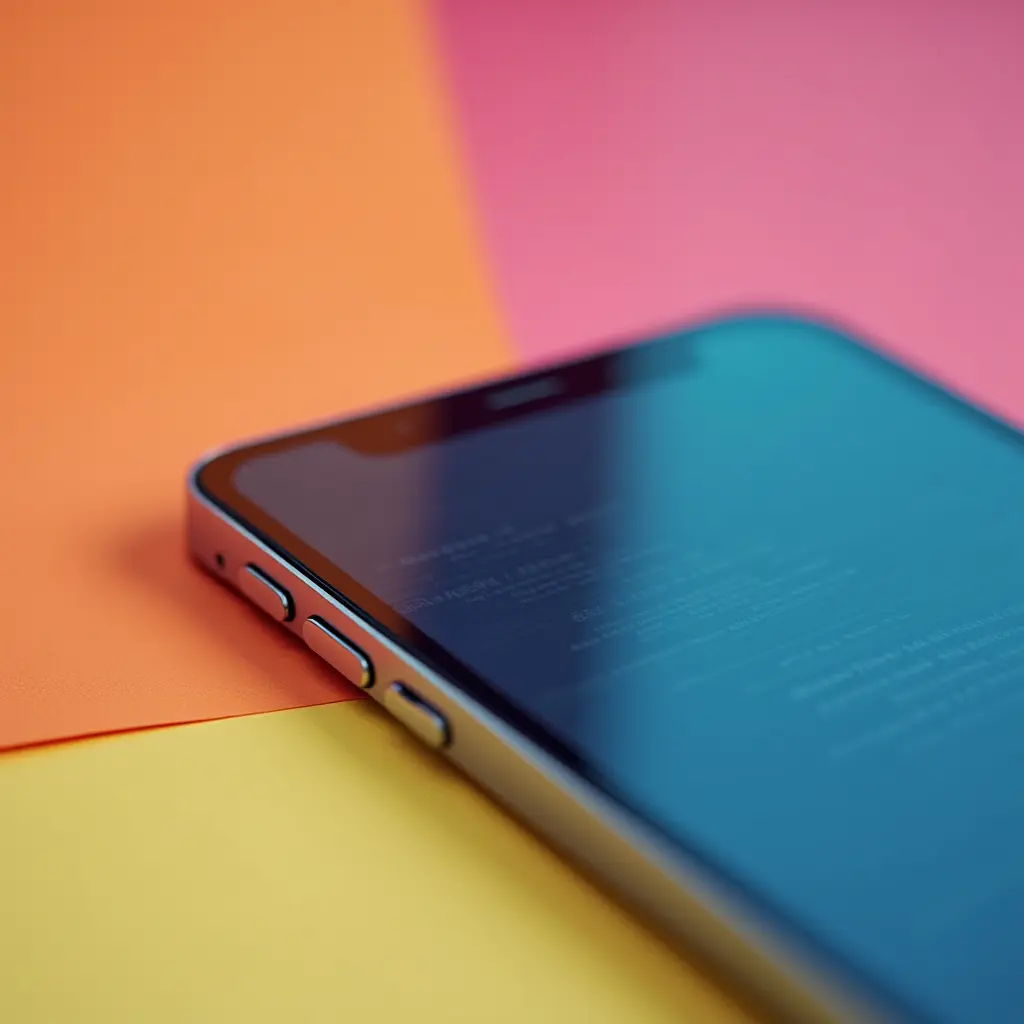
188 312 1024 1023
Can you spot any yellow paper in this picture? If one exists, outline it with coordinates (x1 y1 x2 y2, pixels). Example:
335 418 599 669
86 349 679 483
0 702 751 1023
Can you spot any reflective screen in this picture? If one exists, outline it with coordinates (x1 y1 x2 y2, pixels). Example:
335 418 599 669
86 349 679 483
231 316 1024 1022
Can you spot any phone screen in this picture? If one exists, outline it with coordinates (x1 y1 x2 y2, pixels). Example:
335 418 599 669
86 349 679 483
223 316 1024 1021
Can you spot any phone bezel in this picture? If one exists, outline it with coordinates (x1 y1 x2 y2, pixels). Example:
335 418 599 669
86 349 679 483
197 327 699 787
196 310 1024 1023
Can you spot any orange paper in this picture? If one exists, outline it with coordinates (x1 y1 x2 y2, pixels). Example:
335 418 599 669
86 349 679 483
0 0 511 750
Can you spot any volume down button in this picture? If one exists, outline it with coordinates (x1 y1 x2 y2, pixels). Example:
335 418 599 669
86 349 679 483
383 683 450 749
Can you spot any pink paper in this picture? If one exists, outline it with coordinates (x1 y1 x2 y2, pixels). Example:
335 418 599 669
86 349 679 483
433 0 1024 422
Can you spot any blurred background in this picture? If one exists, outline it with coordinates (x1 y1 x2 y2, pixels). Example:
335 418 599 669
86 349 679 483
1 1 1021 1021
